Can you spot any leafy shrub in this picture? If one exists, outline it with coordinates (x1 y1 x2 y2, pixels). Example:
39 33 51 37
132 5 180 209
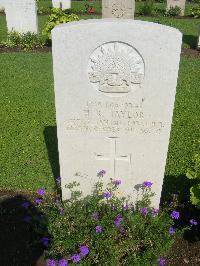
138 0 154 16
165 6 181 17
190 5 200 18
43 8 79 40
36 174 181 265
1 31 44 50
186 154 200 208
153 7 166 16
37 6 51 14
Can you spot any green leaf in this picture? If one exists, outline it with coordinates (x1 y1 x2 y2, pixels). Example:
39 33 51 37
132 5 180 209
190 184 200 207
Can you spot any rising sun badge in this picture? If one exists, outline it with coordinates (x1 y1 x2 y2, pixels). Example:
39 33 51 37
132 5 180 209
88 42 145 94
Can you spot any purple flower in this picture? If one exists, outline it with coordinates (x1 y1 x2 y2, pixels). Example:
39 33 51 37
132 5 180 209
95 225 103 233
140 207 148 216
112 179 122 186
21 202 30 209
35 198 42 204
37 188 46 196
40 237 50 247
46 259 56 266
92 212 99 221
143 181 153 188
122 204 129 211
114 214 123 227
23 215 31 223
103 192 112 199
158 257 167 266
71 254 81 263
189 219 198 226
58 259 68 266
152 208 159 217
170 210 180 220
169 227 175 235
80 245 90 257
56 176 61 185
97 170 106 177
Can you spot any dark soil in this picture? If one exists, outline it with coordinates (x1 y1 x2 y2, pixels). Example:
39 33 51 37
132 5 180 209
0 47 52 53
168 237 200 265
181 48 200 57
0 189 199 266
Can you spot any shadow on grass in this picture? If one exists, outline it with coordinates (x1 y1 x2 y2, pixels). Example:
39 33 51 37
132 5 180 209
161 174 191 203
183 34 198 49
0 195 49 265
161 174 200 242
44 126 60 181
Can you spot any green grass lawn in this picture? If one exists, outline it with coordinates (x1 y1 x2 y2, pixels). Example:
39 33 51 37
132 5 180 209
0 52 199 194
0 53 56 192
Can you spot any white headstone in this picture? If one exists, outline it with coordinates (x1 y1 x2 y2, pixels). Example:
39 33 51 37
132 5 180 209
62 0 71 9
102 0 135 18
0 0 5 11
52 19 182 207
197 27 200 50
167 0 186 16
52 0 71 9
5 0 38 33
52 0 61 8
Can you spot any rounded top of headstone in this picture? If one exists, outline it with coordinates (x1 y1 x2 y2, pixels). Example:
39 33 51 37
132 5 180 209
51 19 182 37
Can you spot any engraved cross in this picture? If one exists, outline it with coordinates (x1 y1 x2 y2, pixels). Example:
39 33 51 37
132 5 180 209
95 137 131 179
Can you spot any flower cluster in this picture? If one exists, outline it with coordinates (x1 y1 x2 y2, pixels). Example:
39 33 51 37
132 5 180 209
143 181 153 188
97 169 106 177
114 214 123 228
35 188 46 205
112 179 122 186
189 219 198 226
43 174 199 266
170 210 180 220
103 191 112 199
46 245 89 265
169 227 175 235
158 257 167 266
152 208 159 217
140 207 148 216
95 225 103 233
46 258 68 266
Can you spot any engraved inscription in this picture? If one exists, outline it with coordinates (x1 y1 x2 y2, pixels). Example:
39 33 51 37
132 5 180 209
65 101 166 135
112 3 126 18
95 137 131 178
88 42 144 94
